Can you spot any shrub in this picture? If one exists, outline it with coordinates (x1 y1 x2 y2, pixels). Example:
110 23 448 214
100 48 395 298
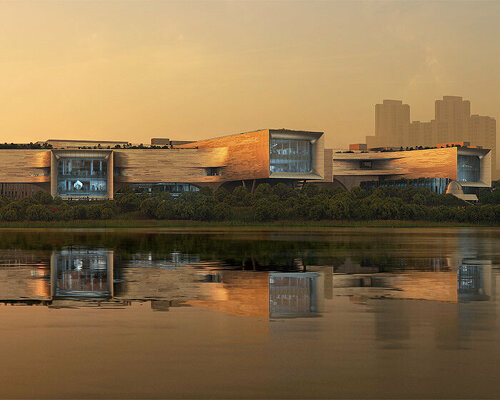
101 207 114 220
301 183 320 197
2 208 19 221
231 186 249 206
213 203 231 220
254 199 278 221
86 204 102 220
0 196 10 208
328 194 353 220
155 201 175 219
32 191 53 205
73 205 87 220
254 184 273 199
349 186 366 199
116 193 140 213
26 205 52 221
140 197 162 219
214 187 230 203
273 183 296 200
412 193 426 205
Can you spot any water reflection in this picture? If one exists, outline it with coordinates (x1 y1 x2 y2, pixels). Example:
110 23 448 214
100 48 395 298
0 229 499 398
0 230 496 319
0 248 327 318
51 248 113 299
457 261 493 301
269 272 323 318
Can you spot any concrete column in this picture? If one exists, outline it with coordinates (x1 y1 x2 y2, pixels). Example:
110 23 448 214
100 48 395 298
50 151 57 198
107 151 114 200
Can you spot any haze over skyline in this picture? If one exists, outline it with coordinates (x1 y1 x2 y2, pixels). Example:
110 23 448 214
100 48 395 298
1 0 499 157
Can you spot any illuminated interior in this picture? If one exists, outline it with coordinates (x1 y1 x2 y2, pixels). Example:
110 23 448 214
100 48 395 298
269 138 312 173
457 154 481 182
57 158 108 196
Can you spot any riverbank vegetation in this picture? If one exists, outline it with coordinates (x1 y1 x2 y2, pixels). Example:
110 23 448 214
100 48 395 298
0 183 498 224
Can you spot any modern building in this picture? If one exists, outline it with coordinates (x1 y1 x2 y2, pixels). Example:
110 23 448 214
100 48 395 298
365 96 497 179
331 145 491 201
0 126 492 202
0 129 324 200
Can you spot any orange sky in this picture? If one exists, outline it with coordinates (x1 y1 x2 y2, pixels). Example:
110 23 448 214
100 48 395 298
0 1 499 156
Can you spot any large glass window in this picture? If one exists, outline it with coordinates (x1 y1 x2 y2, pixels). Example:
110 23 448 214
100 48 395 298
269 138 312 173
122 183 200 197
457 155 480 182
360 178 451 194
57 158 108 196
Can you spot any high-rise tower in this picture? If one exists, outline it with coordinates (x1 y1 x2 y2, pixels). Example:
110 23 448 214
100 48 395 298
365 96 497 179
367 100 410 149
435 96 471 143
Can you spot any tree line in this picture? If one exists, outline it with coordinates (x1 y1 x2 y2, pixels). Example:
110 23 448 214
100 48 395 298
0 183 498 224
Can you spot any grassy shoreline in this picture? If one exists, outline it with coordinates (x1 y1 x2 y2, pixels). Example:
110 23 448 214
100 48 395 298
0 219 497 229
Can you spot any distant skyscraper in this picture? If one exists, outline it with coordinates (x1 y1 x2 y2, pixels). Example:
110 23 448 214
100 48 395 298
409 121 432 148
435 96 471 143
367 100 410 149
365 96 498 179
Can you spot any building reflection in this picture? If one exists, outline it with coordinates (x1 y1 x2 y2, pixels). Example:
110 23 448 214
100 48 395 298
0 243 495 321
457 261 493 302
269 272 323 318
329 254 494 304
51 249 113 299
188 271 324 318
0 249 325 318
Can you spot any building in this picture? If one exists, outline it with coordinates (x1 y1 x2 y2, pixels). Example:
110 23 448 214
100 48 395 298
0 126 492 202
0 129 324 200
331 145 491 201
366 100 410 149
435 96 471 142
365 96 497 179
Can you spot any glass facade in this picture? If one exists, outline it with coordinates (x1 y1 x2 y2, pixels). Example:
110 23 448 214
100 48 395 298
361 178 451 194
123 183 200 197
457 155 480 182
269 138 312 173
57 158 108 196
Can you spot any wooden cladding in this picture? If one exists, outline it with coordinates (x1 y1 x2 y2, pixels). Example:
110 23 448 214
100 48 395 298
0 183 49 200
331 147 459 181
0 150 50 183
391 147 458 180
114 148 229 184
176 130 270 181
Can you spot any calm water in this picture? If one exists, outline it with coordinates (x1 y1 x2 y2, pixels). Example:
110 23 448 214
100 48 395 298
0 227 499 399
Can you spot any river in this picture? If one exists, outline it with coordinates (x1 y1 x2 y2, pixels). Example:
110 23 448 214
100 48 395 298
0 227 498 398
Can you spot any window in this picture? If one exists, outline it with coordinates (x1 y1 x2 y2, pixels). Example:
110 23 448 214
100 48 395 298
57 158 108 196
457 155 480 182
122 183 200 197
57 159 107 178
361 178 451 194
205 167 221 176
269 138 312 173
360 161 373 169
